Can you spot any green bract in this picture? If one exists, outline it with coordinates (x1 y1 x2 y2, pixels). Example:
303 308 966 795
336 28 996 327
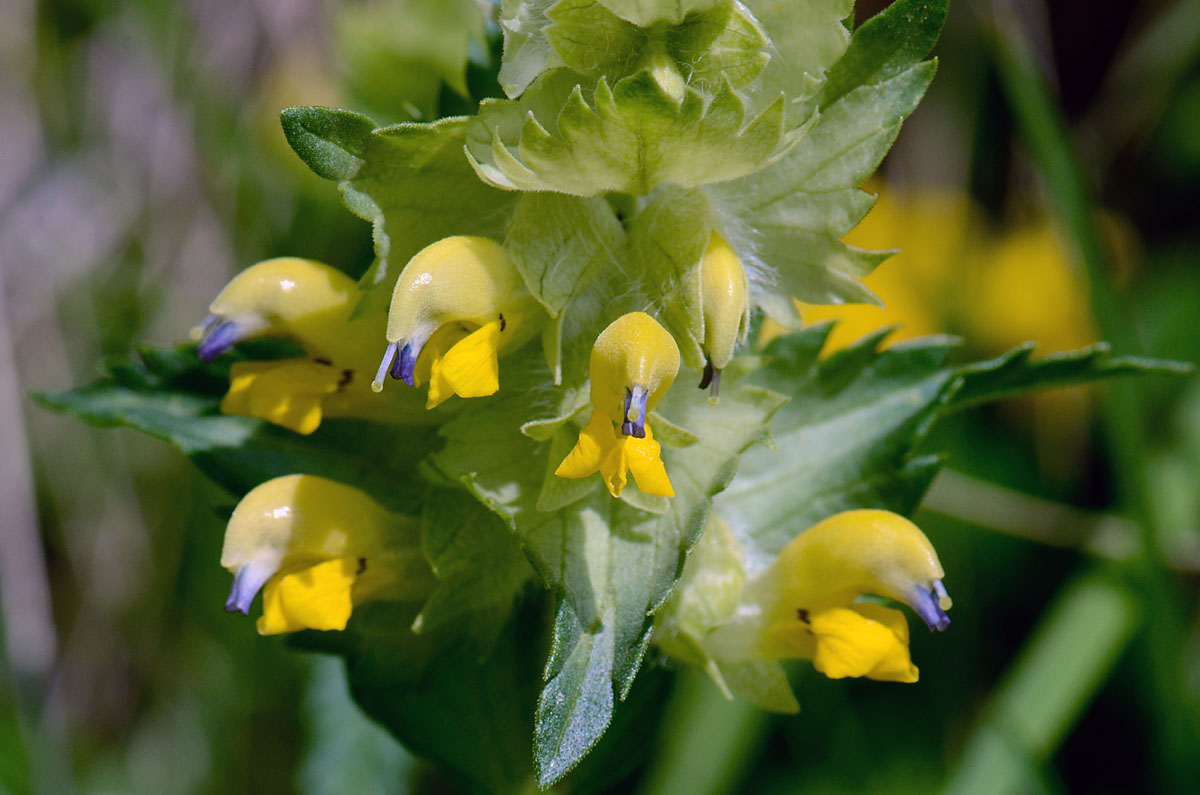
40 0 1192 791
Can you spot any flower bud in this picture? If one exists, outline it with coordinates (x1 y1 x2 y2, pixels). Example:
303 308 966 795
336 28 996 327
556 312 680 497
220 474 431 635
697 233 748 401
373 236 543 408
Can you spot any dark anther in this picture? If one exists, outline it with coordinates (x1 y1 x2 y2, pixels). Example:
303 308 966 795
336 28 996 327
499 313 507 332
797 609 810 624
314 357 333 366
357 557 367 575
338 369 353 388
698 359 715 389
393 342 418 386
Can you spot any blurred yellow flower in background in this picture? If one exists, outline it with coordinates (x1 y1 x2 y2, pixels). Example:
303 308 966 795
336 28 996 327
781 182 1136 477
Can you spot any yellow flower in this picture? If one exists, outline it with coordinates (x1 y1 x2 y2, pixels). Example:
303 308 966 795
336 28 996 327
220 474 431 635
555 312 680 498
697 233 749 401
193 257 426 434
705 510 951 683
195 257 375 364
372 236 543 408
965 222 1098 355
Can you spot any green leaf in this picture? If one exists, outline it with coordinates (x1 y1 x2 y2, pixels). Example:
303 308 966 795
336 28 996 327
951 342 1194 411
718 326 1189 567
535 597 617 786
282 108 517 302
280 106 377 181
545 0 646 79
499 0 767 99
819 0 949 109
504 192 625 318
595 0 720 26
741 0 851 123
712 58 936 320
34 345 436 514
429 358 785 785
415 489 536 644
497 0 566 98
296 600 544 794
467 71 785 196
628 185 715 367
667 2 770 93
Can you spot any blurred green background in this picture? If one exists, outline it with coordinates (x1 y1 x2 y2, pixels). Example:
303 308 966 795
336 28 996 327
3 0 1200 792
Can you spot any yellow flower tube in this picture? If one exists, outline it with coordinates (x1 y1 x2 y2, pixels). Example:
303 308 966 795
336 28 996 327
195 257 375 365
705 510 951 683
220 474 431 635
555 312 680 498
192 257 426 434
372 236 544 409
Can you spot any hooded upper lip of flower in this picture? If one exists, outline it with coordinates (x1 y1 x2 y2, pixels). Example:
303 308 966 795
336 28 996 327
371 235 542 407
220 473 425 635
555 311 681 498
193 257 370 365
696 509 952 683
760 508 952 633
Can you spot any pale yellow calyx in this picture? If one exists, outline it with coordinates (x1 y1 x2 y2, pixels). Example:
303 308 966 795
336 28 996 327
221 474 420 634
646 50 685 104
698 233 749 400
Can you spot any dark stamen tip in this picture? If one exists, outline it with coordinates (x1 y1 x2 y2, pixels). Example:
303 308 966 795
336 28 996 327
621 420 646 438
392 342 418 387
621 385 649 438
699 359 714 390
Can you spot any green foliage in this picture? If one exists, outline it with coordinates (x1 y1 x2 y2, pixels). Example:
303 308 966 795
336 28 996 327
468 72 786 195
335 0 486 122
40 327 1183 788
721 325 1186 566
281 108 518 308
35 345 433 514
497 0 766 98
41 0 1196 790
596 0 721 27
